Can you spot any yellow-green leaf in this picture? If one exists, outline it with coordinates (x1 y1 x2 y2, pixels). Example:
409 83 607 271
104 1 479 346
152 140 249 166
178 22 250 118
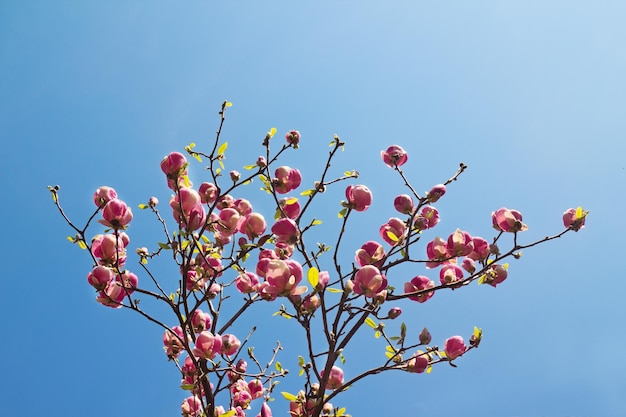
308 267 319 288
386 231 399 242
77 241 87 250
187 142 196 149
312 219 322 226
66 236 75 243
281 392 297 402
300 189 315 196
298 369 304 376
336 407 346 417
374 331 381 339
327 287 343 293
365 317 376 329
138 203 148 209
243 164 256 170
221 410 236 417
385 351 394 359
285 197 298 205
217 142 228 156
192 153 202 162
141 258 148 265
225 101 233 107
269 127 277 138
386 345 395 353
426 365 433 374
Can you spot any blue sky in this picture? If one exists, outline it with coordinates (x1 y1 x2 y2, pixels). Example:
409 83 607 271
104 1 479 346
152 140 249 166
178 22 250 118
1 1 625 416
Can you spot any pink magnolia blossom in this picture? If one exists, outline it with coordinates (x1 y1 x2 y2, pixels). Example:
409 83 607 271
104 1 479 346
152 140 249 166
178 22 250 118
265 259 304 297
273 166 302 194
191 309 212 333
93 186 117 207
181 396 202 417
115 270 138 294
96 281 126 308
444 336 467 360
492 207 528 233
161 152 188 177
220 334 241 356
387 307 402 319
353 265 387 298
255 249 279 278
355 240 386 268
381 145 408 168
277 197 301 219
239 213 266 240
563 207 587 231
257 402 272 417
404 276 435 303
248 379 264 399
426 184 446 203
193 331 218 359
461 257 476 274
236 271 259 294
163 326 186 359
323 366 345 390
99 199 133 229
379 217 407 246
271 218 300 245
345 185 373 212
393 194 414 214
406 351 429 373
230 170 241 182
87 265 114 290
440 263 464 286
217 194 235 210
285 130 301 148
300 294 320 314
484 264 508 287
198 182 218 205
414 205 440 230
425 236 447 268
256 156 267 168
467 236 490 261
446 229 474 257
234 198 253 216
91 234 127 267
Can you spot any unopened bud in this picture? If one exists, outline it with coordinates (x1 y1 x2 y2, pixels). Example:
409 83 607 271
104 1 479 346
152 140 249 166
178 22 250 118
387 307 402 319
419 327 432 345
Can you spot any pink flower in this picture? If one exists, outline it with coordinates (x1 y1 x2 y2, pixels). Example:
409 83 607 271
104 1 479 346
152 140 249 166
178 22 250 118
193 331 218 359
404 276 435 303
285 130 301 148
387 307 402 319
99 199 133 229
277 197 301 219
446 229 474 257
461 257 476 274
492 207 528 233
115 270 138 294
324 366 344 390
248 379 264 399
161 152 188 177
379 218 407 246
191 309 212 333
181 396 202 417
271 218 300 245
163 326 186 359
265 259 304 296
230 170 241 182
484 264 508 287
256 156 267 168
353 265 387 298
220 334 241 356
381 145 408 168
426 184 446 203
563 207 587 231
345 185 373 212
87 265 114 290
393 194 414 214
239 213 266 240
257 402 272 417
91 234 127 267
467 236 490 261
425 236 447 268
355 241 386 268
444 336 467 360
96 281 126 308
236 271 259 294
406 352 429 373
93 186 117 207
414 206 440 231
273 166 302 194
234 198 253 216
440 263 464 286
198 182 218 205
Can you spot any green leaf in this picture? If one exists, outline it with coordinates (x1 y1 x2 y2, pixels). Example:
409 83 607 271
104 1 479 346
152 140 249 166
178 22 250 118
338 208 347 218
217 142 228 156
138 203 148 210
221 410 236 417
180 384 195 391
386 345 395 353
275 361 282 372
77 240 87 250
311 219 322 226
327 287 343 293
192 153 202 162
300 189 315 196
66 236 75 243
281 392 297 402
426 365 433 374
374 331 381 339
308 267 319 288
298 369 304 376
365 317 376 329
225 101 233 107
336 407 347 417
141 258 148 265
386 231 399 242
187 142 196 149
243 164 256 170
269 127 277 138
385 351 394 359
400 322 407 339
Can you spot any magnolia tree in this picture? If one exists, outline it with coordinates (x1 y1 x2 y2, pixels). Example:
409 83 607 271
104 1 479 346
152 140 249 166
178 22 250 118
50 101 587 417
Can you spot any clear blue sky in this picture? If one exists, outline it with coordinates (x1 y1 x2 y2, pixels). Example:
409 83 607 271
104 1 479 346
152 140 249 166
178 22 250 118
1 2 625 416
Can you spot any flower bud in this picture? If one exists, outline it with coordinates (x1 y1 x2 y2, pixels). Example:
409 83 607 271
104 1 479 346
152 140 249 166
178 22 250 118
387 307 402 319
419 327 432 345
